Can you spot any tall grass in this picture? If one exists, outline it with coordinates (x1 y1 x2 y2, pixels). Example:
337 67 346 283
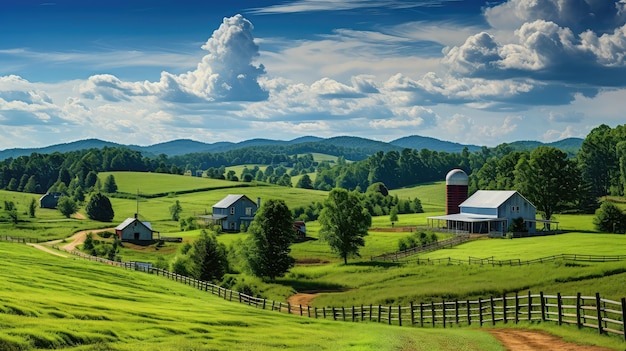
0 242 505 351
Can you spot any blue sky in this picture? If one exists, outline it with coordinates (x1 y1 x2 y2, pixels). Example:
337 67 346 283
1 0 625 149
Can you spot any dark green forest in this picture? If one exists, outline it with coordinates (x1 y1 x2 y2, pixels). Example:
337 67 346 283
1 124 624 220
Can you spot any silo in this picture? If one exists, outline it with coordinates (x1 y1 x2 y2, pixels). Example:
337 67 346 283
446 169 468 215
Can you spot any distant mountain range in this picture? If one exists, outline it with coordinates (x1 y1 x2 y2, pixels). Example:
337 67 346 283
0 135 584 161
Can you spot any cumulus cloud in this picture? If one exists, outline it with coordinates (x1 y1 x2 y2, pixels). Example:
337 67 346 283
485 0 626 33
81 15 268 103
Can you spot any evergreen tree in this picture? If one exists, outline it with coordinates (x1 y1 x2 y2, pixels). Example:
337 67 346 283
86 193 115 222
28 198 37 218
244 199 296 280
169 200 183 221
189 230 229 282
102 174 118 193
319 188 371 264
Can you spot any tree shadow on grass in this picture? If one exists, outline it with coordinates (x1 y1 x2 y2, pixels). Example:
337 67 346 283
348 261 402 268
274 279 349 293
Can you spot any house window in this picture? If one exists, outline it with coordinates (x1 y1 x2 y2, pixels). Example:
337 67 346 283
230 207 235 215
246 207 252 216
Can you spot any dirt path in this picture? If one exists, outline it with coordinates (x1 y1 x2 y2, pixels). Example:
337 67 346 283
27 227 114 255
487 329 616 351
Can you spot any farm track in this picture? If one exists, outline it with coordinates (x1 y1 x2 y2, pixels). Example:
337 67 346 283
23 230 622 351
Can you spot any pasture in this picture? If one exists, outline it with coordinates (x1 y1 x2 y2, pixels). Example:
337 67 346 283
0 242 506 351
2 170 626 349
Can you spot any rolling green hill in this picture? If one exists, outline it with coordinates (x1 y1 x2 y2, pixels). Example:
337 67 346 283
0 242 505 351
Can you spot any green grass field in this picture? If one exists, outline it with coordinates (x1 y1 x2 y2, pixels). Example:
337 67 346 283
0 172 626 350
0 242 508 351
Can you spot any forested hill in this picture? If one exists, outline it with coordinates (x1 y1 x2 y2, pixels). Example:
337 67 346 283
0 135 582 161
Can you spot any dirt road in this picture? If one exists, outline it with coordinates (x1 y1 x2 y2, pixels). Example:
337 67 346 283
27 227 114 255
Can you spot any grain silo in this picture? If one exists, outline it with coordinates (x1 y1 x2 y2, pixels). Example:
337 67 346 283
445 169 468 215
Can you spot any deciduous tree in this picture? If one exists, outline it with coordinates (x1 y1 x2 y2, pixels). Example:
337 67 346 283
514 146 580 221
190 230 229 282
57 196 78 218
244 199 295 280
319 188 371 264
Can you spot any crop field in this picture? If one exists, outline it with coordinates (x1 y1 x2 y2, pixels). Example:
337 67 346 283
0 242 507 351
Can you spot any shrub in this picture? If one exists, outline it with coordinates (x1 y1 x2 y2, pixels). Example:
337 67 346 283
593 201 626 233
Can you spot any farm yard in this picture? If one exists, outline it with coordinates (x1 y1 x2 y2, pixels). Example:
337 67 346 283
1 170 626 350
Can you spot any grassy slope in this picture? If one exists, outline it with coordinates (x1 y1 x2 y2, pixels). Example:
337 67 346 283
0 242 504 351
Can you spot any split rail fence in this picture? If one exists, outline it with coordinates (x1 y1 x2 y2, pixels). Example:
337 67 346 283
371 234 471 261
61 248 626 341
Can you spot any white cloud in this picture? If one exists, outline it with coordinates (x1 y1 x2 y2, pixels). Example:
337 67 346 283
80 15 268 103
250 0 463 14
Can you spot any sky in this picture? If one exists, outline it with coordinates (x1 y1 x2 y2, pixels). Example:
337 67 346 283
1 0 625 150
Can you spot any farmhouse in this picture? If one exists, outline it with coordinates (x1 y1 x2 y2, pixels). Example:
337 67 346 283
39 192 63 209
115 216 158 242
427 169 557 236
201 194 259 232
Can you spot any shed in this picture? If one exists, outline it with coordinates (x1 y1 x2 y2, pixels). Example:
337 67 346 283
115 217 158 242
39 192 63 209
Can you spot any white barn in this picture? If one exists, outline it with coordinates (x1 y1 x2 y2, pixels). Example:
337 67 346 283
428 190 548 236
115 217 158 242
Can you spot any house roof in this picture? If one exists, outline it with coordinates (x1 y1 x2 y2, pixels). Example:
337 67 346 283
428 213 507 222
459 190 519 209
115 218 153 231
213 194 254 209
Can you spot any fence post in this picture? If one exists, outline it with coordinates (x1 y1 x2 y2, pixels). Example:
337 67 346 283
300 304 303 316
478 298 483 326
369 304 373 321
442 300 446 328
398 305 402 327
410 302 415 325
528 291 532 321
622 297 626 341
539 291 546 322
342 307 346 321
288 302 291 314
332 307 336 320
455 300 459 325
388 306 392 325
378 305 382 323
314 307 318 319
557 293 562 325
323 307 327 319
467 299 471 326
576 293 582 329
514 293 519 324
503 293 508 324
307 305 310 318
431 302 435 327
595 293 603 335
263 299 266 310
271 300 275 311
490 296 496 326
361 304 364 321
420 303 424 326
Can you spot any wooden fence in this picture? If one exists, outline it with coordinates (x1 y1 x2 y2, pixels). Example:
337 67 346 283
404 254 626 266
57 248 626 341
0 235 40 243
371 234 471 261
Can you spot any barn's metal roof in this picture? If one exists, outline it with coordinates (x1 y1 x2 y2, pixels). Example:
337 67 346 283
115 218 153 231
459 190 518 209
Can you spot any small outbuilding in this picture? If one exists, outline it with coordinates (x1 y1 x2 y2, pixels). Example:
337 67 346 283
39 192 64 209
115 216 158 243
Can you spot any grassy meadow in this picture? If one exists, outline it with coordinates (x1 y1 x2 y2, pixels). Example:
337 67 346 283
0 242 508 351
2 169 626 349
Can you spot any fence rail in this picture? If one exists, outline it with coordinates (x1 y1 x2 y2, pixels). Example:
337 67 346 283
371 234 471 261
0 235 40 243
404 254 626 266
51 246 625 341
